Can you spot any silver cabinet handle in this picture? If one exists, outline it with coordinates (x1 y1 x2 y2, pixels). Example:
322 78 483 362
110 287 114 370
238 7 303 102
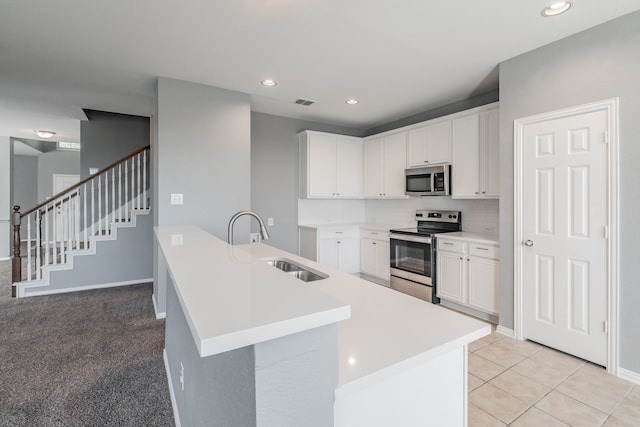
524 240 534 247
474 247 489 251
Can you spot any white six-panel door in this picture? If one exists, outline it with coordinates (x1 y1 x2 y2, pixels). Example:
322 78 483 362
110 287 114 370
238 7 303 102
521 109 609 366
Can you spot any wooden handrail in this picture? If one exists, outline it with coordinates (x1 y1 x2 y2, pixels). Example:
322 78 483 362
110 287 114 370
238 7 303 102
21 145 150 218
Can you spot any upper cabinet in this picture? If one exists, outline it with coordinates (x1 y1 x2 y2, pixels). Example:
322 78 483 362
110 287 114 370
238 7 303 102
363 132 407 199
451 104 499 199
299 131 363 199
407 119 452 167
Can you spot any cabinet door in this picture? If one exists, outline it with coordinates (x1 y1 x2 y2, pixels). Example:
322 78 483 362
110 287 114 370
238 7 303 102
383 132 407 197
407 127 429 168
468 256 499 315
425 120 451 164
480 108 500 198
363 137 385 198
336 137 363 198
436 251 465 304
318 239 339 269
451 114 481 198
337 237 360 274
360 239 377 275
308 133 337 198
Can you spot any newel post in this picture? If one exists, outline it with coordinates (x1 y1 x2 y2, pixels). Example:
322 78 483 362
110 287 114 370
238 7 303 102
12 205 21 296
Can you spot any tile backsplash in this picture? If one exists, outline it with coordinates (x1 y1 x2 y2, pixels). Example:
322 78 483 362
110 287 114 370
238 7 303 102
299 197 499 235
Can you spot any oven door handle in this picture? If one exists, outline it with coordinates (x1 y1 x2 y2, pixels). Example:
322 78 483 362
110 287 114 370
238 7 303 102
390 233 432 244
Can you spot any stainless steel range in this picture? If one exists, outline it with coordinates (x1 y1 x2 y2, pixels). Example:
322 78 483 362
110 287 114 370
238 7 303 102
389 210 462 303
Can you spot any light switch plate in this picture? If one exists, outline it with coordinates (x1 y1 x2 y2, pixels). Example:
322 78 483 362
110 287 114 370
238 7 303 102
89 167 99 175
170 193 183 205
268 217 274 226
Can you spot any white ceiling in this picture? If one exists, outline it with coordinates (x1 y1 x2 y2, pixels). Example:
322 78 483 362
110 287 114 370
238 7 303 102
1 0 639 142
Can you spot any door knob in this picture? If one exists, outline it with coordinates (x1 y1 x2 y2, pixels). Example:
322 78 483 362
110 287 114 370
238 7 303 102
524 240 534 247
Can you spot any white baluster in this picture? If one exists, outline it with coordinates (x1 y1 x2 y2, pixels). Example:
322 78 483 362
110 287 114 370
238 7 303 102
130 158 135 215
124 162 129 222
75 189 80 250
52 202 57 265
44 207 50 267
104 171 109 235
137 153 141 209
111 166 116 227
65 196 70 263
26 214 32 280
83 184 88 250
36 209 41 280
118 164 122 223
98 175 102 237
91 179 95 243
143 150 147 209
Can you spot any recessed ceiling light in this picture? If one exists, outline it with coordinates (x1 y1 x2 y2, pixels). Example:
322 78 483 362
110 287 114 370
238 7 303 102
345 99 359 105
261 79 277 87
542 1 572 17
35 130 56 139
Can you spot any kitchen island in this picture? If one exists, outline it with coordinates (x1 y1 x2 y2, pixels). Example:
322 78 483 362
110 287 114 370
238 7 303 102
156 226 490 427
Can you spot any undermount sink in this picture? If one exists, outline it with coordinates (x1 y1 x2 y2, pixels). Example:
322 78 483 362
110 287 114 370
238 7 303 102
262 257 329 282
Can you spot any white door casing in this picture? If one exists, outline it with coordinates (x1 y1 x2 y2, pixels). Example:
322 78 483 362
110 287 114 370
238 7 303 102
514 99 618 372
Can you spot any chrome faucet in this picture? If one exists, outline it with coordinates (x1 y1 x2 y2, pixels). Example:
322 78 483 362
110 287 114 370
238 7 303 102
227 210 270 245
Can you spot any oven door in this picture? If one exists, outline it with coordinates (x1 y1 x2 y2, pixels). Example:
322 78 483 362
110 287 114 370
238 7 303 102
389 233 431 285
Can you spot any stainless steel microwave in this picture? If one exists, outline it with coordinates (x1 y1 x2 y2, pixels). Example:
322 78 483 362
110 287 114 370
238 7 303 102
405 165 450 196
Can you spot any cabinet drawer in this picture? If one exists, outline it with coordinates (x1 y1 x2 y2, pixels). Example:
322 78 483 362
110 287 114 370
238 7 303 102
469 244 499 259
318 228 359 239
361 229 389 241
437 239 464 253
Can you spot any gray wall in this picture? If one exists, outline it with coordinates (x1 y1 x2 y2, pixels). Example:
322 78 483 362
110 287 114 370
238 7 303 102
365 89 499 136
12 155 38 210
0 136 10 259
80 110 150 179
499 10 640 373
251 112 363 253
36 149 80 202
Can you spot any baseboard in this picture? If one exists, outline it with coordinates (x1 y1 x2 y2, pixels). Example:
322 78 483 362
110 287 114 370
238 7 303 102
21 278 153 297
0 257 10 261
496 325 515 338
164 349 182 427
153 295 166 319
618 367 640 385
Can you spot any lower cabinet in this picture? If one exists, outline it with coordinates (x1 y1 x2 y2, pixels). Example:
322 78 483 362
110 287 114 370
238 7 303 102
299 227 360 274
436 237 499 316
360 229 390 281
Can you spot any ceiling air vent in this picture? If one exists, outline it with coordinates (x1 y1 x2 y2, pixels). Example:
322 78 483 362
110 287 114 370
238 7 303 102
295 98 315 106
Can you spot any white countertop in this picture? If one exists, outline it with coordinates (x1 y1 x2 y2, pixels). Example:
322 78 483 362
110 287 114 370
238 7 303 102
299 222 411 232
435 231 499 245
155 226 351 358
237 242 491 395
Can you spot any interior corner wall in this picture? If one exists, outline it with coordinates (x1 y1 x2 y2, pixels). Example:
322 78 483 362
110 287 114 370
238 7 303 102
250 112 364 254
80 111 150 180
499 10 640 373
0 136 11 259
155 78 251 240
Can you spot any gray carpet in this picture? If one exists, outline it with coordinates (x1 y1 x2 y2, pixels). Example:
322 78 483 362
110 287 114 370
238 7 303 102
0 260 174 426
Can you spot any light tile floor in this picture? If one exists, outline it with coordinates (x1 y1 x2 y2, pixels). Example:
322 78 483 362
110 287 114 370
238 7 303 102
468 331 640 426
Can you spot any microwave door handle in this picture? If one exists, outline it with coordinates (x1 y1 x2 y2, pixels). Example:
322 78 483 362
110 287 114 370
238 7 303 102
444 170 449 195
431 174 435 193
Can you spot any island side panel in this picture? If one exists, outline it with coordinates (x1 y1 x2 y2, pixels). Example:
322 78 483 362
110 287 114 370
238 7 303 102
334 345 467 427
255 324 338 427
165 275 257 427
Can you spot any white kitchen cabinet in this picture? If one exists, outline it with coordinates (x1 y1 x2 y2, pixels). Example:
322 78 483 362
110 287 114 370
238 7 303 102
299 226 360 274
436 236 499 317
451 104 499 199
360 229 390 281
363 132 407 198
299 131 363 199
407 119 451 168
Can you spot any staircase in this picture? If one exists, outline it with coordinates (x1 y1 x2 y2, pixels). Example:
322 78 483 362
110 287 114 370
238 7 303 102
11 146 152 298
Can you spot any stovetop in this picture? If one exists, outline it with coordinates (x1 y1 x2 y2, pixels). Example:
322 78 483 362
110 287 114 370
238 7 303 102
390 210 462 236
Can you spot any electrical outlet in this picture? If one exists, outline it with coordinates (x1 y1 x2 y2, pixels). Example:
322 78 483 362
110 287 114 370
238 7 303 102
484 225 495 234
170 193 184 205
170 234 184 246
250 233 260 243
180 362 185 391
267 217 274 226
